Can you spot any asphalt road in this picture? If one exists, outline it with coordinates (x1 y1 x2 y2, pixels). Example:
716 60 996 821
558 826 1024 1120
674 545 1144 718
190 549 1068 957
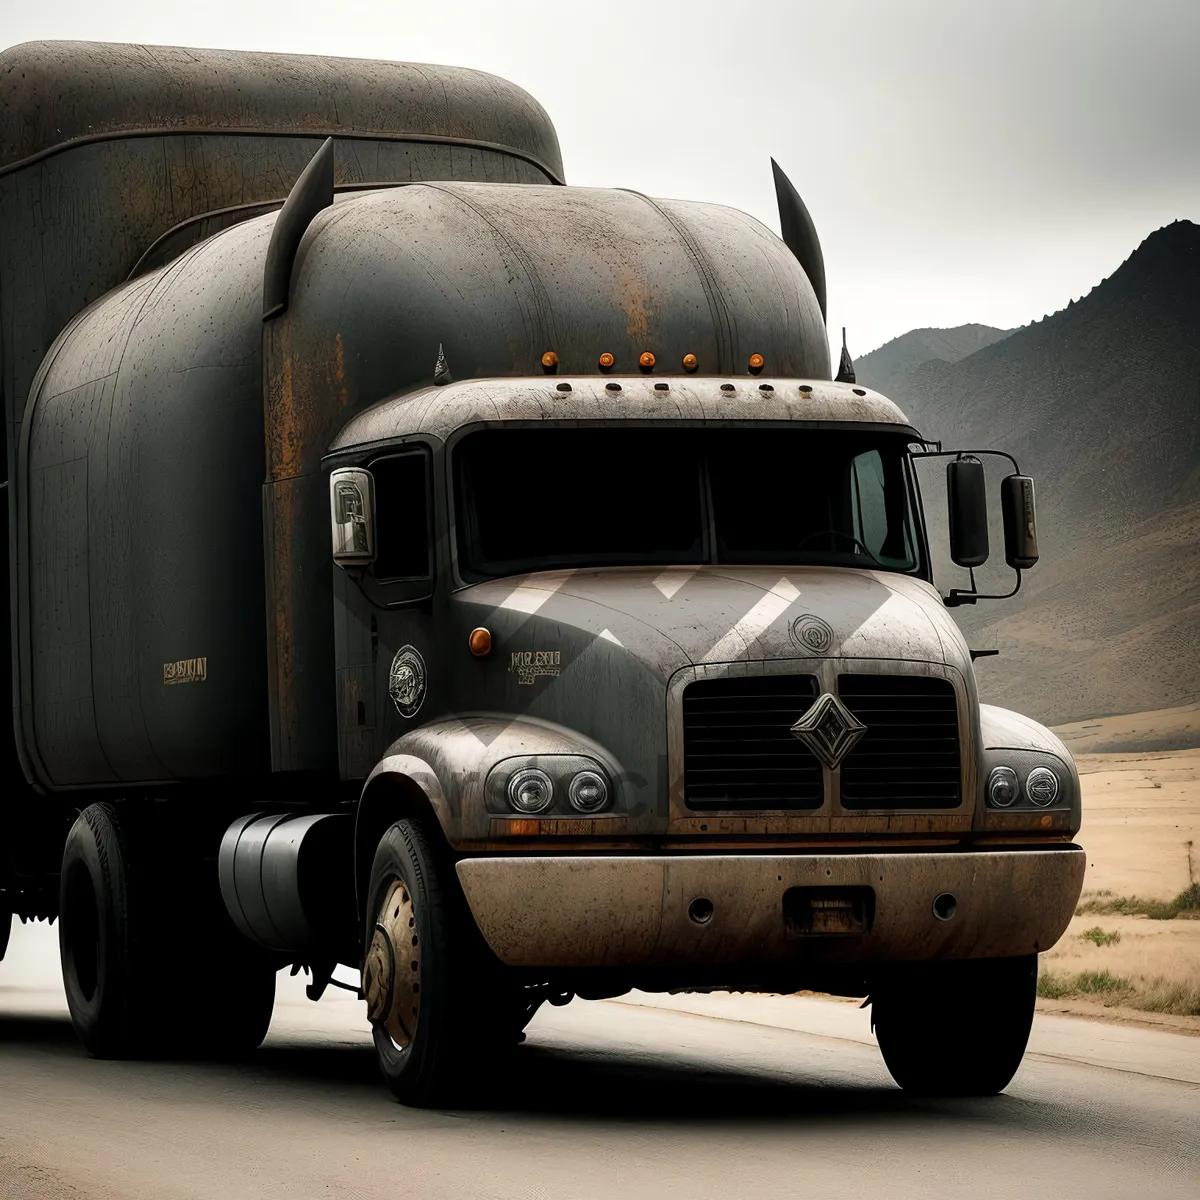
2 921 1197 1200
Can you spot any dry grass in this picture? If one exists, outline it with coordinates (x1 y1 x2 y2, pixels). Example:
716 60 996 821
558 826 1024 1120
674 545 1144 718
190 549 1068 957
1038 966 1200 1015
1077 883 1200 921
1042 909 1200 1019
1040 742 1200 1024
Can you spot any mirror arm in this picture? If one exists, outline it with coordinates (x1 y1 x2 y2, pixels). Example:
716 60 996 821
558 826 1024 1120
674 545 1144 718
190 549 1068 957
911 447 1023 474
944 568 1023 608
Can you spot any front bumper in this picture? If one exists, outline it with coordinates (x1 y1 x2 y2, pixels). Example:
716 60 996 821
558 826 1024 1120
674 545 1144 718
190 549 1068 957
455 847 1085 968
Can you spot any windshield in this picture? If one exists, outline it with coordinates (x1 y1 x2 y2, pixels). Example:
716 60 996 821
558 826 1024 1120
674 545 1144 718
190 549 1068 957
454 427 924 579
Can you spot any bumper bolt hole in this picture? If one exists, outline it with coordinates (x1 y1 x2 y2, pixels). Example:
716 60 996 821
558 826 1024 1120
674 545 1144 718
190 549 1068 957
688 897 714 925
933 892 957 921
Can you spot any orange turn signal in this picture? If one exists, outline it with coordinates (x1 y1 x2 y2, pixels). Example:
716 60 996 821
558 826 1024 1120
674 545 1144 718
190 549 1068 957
468 627 492 657
748 353 765 375
638 351 656 372
598 352 615 372
682 353 698 372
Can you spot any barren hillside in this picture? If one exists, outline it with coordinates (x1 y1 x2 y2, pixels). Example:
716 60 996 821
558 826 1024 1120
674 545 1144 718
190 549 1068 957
858 221 1200 725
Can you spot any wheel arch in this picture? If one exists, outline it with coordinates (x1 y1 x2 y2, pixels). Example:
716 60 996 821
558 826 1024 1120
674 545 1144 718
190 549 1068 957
354 754 453 924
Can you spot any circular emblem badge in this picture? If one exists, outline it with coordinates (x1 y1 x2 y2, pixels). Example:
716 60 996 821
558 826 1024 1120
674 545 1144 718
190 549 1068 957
388 645 427 719
790 614 835 655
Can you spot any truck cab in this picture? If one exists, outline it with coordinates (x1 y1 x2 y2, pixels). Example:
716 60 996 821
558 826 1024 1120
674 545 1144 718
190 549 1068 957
321 373 1083 1101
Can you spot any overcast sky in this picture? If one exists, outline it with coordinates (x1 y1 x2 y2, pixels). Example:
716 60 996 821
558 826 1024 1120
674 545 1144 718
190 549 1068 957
3 0 1197 356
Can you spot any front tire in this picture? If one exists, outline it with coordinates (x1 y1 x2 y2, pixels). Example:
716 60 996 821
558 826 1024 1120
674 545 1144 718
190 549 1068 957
363 820 504 1107
872 955 1037 1096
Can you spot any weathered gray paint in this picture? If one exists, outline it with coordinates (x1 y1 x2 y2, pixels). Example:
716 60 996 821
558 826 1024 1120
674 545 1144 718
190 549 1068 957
17 222 273 787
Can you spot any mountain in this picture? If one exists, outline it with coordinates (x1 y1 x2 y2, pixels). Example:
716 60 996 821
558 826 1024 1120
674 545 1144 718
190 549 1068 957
860 221 1200 725
857 324 1012 399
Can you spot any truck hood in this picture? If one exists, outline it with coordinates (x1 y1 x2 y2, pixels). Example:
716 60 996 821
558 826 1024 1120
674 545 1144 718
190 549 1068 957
458 565 971 680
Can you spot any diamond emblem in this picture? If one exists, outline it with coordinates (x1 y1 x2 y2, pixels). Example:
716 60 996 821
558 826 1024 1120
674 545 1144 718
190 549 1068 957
790 692 867 770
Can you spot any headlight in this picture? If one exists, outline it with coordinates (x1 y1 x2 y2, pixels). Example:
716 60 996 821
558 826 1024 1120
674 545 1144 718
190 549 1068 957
507 768 555 814
568 770 610 814
987 766 1020 808
1025 766 1059 807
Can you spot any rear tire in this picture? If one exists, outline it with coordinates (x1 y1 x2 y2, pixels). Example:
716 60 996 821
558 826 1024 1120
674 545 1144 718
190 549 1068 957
363 820 506 1107
872 955 1037 1096
60 803 147 1056
59 802 277 1059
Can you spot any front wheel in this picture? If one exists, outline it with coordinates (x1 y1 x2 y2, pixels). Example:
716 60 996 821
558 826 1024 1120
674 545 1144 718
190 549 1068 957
362 820 508 1107
872 955 1037 1096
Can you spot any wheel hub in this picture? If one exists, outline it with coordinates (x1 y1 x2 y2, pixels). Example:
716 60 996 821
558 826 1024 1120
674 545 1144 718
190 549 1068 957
363 881 420 1048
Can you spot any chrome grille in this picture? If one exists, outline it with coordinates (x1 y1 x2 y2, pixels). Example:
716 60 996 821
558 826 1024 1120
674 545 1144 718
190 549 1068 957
682 674 822 810
837 674 961 809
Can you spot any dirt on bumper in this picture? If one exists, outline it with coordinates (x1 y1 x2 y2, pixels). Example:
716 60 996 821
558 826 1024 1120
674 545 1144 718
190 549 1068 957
455 848 1086 968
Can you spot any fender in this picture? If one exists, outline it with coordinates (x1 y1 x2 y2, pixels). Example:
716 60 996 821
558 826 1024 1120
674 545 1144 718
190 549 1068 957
978 704 1082 836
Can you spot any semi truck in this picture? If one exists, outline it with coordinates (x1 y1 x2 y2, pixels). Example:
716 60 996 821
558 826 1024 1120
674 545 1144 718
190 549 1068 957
0 40 1085 1106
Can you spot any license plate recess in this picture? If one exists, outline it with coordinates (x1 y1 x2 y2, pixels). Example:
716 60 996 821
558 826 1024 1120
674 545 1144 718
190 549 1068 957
783 886 875 936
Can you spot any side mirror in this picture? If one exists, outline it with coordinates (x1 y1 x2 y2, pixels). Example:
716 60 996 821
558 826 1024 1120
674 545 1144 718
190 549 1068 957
946 456 989 568
1001 474 1039 569
329 468 376 569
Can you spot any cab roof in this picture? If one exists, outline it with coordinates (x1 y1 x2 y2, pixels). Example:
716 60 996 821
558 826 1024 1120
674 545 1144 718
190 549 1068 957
328 375 916 453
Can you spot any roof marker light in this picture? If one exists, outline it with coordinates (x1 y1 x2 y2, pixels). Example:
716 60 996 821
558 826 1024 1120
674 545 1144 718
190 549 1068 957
682 353 698 373
748 353 765 375
541 350 558 374
638 351 656 373
598 352 615 372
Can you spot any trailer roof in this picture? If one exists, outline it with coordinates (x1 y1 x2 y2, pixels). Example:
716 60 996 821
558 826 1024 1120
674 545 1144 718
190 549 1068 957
0 41 564 182
327 376 916 452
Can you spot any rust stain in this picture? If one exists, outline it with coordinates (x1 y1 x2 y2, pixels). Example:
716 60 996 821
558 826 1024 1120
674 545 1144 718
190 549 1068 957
615 263 651 342
334 332 349 407
266 322 305 482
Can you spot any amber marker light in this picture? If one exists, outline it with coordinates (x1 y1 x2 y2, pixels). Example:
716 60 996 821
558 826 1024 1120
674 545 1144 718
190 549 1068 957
682 353 698 373
638 351 656 373
598 351 615 372
748 352 765 375
541 350 558 374
469 627 492 657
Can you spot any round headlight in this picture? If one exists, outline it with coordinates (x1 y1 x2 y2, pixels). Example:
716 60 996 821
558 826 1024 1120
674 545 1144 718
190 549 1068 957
987 766 1020 808
568 770 610 814
507 768 554 814
1026 766 1059 807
